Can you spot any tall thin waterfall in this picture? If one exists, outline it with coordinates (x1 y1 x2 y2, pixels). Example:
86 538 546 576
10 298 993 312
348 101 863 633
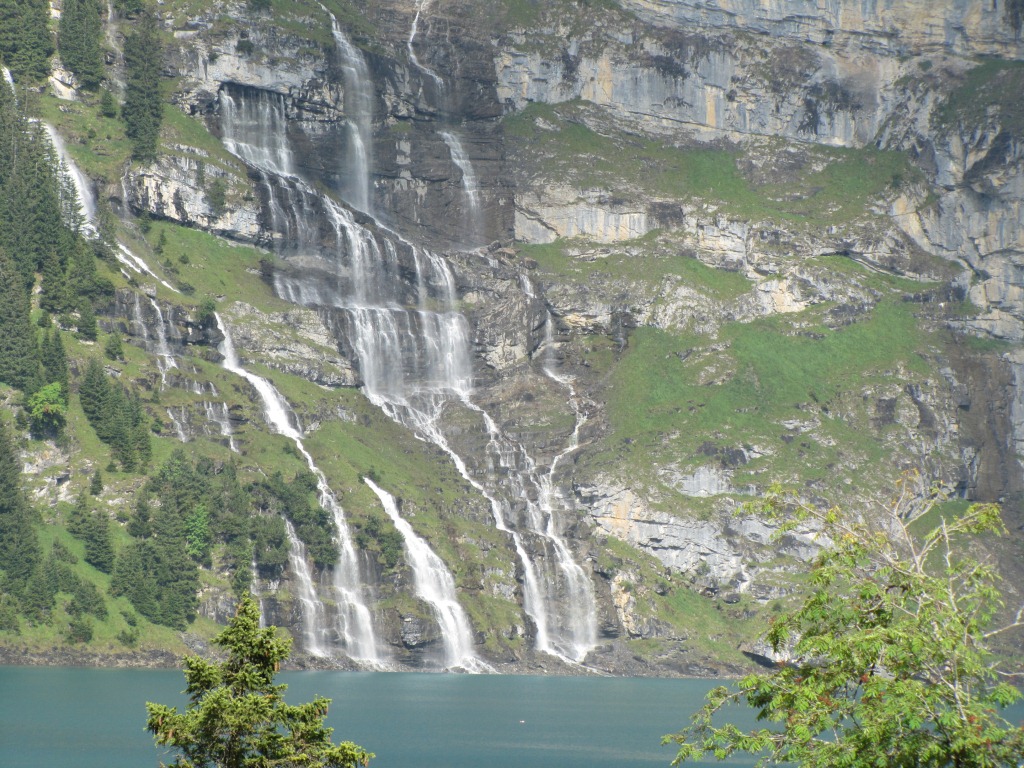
284 519 330 656
42 123 98 235
218 85 597 664
440 131 482 246
216 313 384 665
407 0 444 92
2 66 13 88
321 4 373 213
365 478 490 672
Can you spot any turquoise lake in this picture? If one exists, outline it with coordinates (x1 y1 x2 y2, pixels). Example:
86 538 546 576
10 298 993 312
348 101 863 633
0 668 757 767
4 668 1020 767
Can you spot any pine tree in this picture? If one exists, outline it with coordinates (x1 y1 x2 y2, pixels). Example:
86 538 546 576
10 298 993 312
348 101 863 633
77 300 98 341
0 249 41 392
40 330 69 394
0 0 54 83
122 10 163 162
78 357 110 427
147 597 374 768
0 418 41 595
83 510 114 573
58 0 104 90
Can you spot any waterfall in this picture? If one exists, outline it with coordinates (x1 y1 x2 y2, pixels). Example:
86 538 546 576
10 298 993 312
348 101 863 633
218 87 598 664
2 66 13 88
41 123 98 236
219 87 294 177
203 401 237 452
407 0 444 93
320 4 373 213
115 243 177 292
440 131 483 246
284 520 330 657
216 313 384 665
365 478 490 672
147 297 178 387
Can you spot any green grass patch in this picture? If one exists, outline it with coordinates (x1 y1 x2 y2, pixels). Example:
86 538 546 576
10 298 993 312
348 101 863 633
504 104 918 228
521 235 752 301
142 221 287 312
934 59 1024 135
591 300 931 490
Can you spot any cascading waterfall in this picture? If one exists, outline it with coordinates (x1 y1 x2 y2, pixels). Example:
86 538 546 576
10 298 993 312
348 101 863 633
284 519 330 656
320 5 373 213
2 66 13 89
42 123 98 236
218 71 598 663
440 131 483 246
203 401 237 451
365 478 490 672
216 313 384 665
219 87 294 177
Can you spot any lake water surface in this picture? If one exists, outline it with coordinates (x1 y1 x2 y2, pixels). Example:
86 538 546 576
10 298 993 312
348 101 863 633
0 667 755 767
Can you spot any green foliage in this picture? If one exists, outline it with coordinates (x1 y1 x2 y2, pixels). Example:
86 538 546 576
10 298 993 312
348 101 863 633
103 331 124 360
122 10 164 161
0 0 54 82
78 358 152 471
0 250 41 393
0 418 42 610
58 0 105 90
146 596 374 768
26 382 67 438
253 470 336 568
76 301 98 341
99 88 118 118
666 483 1024 767
89 468 103 495
206 177 227 216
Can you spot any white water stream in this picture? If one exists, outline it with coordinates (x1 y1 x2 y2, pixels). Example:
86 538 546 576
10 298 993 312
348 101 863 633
365 478 490 672
440 131 483 246
216 313 384 665
218 54 598 663
321 4 373 213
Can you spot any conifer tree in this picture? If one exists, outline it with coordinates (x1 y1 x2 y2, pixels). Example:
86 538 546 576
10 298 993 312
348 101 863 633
0 418 41 597
0 0 54 83
147 597 374 768
58 0 104 90
122 10 163 162
40 330 69 394
0 249 41 392
83 509 114 573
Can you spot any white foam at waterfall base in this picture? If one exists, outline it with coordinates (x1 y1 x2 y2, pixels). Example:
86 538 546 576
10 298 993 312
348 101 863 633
215 313 384 666
364 477 492 672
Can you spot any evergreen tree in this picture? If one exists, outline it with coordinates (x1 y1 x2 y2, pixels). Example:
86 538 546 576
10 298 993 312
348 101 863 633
0 418 41 597
82 509 114 573
89 468 103 495
122 10 163 162
78 357 110 427
77 300 98 341
147 597 374 768
57 0 104 90
0 0 54 83
0 249 40 392
40 330 69 394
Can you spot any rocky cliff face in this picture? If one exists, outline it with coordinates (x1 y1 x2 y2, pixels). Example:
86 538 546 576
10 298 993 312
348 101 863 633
67 0 1024 672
